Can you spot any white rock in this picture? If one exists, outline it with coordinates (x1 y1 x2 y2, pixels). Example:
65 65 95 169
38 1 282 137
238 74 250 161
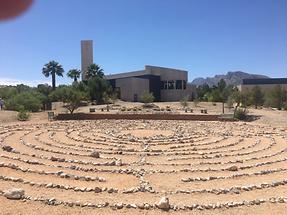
157 196 170 210
115 159 122 166
4 188 25 199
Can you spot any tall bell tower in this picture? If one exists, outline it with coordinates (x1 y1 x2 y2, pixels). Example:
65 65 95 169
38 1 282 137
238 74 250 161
81 40 93 81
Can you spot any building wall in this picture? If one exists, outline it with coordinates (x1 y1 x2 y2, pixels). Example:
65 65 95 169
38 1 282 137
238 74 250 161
106 65 194 102
239 84 287 94
115 77 149 102
81 40 93 81
145 66 189 101
160 90 187 101
160 85 196 101
146 65 187 80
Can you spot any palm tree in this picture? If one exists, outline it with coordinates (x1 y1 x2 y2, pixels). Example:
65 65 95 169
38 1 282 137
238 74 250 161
87 64 104 79
67 69 81 82
42 61 64 90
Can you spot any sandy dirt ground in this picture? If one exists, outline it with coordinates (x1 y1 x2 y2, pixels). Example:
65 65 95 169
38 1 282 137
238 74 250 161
77 101 235 115
0 102 287 214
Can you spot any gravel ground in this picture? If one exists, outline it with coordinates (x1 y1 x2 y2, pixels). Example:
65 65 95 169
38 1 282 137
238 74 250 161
0 102 287 214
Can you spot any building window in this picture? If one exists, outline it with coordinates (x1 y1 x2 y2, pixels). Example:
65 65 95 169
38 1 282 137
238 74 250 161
176 80 182 89
160 81 165 90
183 80 187 89
162 80 178 90
164 81 168 89
163 81 167 90
168 81 175 89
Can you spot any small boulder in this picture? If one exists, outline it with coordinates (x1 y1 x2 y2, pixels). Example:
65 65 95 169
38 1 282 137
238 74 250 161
90 151 100 158
50 156 58 161
181 178 191 182
227 165 238 171
157 196 170 210
4 188 25 199
116 202 123 209
115 159 122 166
94 187 102 193
2 145 13 152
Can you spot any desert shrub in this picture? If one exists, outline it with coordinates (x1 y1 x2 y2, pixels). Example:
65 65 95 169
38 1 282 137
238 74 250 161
180 96 189 109
5 92 44 112
265 85 287 110
226 96 234 109
87 77 110 104
107 92 119 104
193 99 199 107
140 91 154 104
0 86 17 100
234 108 248 120
250 86 265 109
49 86 88 114
17 110 30 121
37 84 52 110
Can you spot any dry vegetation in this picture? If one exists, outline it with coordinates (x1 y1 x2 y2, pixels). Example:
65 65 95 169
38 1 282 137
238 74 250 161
0 102 287 214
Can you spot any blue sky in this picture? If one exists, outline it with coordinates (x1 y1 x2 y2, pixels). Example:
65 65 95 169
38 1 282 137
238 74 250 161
1 0 287 86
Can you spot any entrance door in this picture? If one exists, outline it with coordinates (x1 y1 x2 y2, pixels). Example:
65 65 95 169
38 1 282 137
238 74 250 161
134 94 138 102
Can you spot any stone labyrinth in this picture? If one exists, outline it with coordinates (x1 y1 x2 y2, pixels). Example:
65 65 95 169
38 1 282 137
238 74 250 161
1 120 287 211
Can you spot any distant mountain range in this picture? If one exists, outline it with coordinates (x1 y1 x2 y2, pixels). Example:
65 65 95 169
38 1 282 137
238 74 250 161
191 71 270 86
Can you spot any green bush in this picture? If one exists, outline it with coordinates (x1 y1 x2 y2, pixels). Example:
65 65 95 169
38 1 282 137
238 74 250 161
17 110 30 121
250 86 264 109
140 91 154 104
266 85 287 110
49 85 88 114
87 77 110 104
226 96 234 109
5 92 44 112
234 108 248 120
180 96 189 109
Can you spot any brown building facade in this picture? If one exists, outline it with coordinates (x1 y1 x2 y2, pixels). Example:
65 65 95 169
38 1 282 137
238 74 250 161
106 65 195 102
238 78 287 93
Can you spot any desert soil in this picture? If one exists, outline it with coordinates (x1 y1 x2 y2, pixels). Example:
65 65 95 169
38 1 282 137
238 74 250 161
0 102 287 214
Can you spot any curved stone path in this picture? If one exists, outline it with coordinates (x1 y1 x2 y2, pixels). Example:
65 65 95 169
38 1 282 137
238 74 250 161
0 120 287 212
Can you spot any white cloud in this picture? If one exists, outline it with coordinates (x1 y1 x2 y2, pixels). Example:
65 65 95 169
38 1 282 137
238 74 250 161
0 78 50 87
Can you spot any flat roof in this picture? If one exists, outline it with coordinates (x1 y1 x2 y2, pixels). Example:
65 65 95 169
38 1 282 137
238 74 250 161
242 78 287 85
106 65 187 80
145 65 188 73
106 70 149 80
